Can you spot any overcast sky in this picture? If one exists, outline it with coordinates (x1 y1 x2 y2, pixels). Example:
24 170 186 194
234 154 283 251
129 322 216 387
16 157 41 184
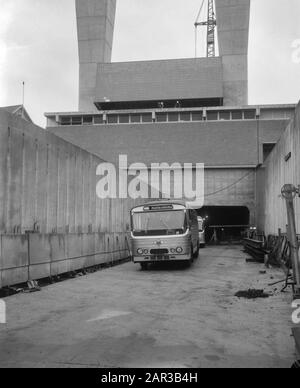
0 0 300 127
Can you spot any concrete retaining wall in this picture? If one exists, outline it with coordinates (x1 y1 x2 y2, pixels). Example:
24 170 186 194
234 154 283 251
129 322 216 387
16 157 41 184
0 109 138 288
0 232 131 289
0 109 139 235
256 101 300 235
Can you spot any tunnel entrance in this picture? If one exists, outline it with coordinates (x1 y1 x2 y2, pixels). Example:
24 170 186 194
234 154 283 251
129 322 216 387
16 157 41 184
196 206 250 244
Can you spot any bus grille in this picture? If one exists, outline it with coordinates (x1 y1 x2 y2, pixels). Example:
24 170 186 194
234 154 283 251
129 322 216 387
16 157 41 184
150 249 169 255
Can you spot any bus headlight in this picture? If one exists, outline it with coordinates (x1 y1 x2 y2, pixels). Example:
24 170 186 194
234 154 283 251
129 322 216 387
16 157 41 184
170 248 176 253
143 249 149 254
137 248 144 255
176 247 183 253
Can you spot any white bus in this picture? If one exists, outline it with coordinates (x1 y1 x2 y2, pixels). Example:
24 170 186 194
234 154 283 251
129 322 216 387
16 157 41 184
130 201 200 270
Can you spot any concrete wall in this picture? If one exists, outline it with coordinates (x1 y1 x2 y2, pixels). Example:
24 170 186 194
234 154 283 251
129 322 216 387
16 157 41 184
256 102 300 235
215 0 250 105
48 114 292 226
48 119 289 167
95 58 223 104
49 120 275 224
205 168 255 217
76 0 250 109
0 232 130 289
76 0 117 110
0 109 138 288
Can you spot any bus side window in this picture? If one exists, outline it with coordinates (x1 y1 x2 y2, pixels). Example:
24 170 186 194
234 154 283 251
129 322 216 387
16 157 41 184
191 210 197 224
187 210 192 227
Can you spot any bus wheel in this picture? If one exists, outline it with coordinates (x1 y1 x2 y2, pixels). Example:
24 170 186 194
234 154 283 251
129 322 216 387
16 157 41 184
140 263 148 271
189 245 194 264
193 242 200 259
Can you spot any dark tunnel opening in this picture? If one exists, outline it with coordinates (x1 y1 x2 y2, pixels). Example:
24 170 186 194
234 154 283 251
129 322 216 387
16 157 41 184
196 206 250 244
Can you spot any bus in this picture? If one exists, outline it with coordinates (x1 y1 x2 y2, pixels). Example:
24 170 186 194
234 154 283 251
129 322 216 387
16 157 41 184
197 216 206 248
130 201 200 270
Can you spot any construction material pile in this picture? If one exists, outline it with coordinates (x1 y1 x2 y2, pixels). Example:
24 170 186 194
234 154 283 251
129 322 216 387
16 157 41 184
235 289 270 299
243 235 292 270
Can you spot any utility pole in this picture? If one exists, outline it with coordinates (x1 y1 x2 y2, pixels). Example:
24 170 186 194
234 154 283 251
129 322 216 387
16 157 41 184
281 184 300 297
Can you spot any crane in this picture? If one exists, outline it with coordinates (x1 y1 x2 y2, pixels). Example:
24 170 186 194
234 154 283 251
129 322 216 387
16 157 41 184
194 0 217 58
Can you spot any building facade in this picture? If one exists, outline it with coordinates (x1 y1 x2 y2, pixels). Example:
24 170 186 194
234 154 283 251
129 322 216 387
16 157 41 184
46 0 297 230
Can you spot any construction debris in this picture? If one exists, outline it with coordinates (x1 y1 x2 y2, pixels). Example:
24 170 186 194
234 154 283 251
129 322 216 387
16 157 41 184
24 280 41 293
244 234 292 270
292 327 300 355
235 289 270 299
243 238 267 263
291 360 300 368
265 234 291 269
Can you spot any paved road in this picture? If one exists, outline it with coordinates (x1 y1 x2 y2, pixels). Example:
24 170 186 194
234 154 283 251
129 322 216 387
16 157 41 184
0 246 296 368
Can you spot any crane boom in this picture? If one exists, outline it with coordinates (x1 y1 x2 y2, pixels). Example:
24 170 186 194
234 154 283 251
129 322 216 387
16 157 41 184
194 0 217 58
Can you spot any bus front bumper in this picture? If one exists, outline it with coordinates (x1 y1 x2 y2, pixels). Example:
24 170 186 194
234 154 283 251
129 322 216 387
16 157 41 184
133 254 190 263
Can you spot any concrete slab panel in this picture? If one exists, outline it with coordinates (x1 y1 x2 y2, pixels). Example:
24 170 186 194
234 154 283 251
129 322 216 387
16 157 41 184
1 235 28 270
29 234 51 265
77 16 107 41
50 260 71 277
215 0 250 8
94 233 106 265
218 30 249 56
76 0 111 18
50 235 66 262
29 263 51 281
65 234 86 271
105 233 112 264
66 234 83 261
215 0 250 57
0 112 8 234
1 268 28 287
49 120 259 167
82 233 96 268
222 55 248 82
4 127 23 234
216 4 250 32
223 80 248 106
95 58 223 103
78 40 106 64
22 134 37 233
70 257 86 272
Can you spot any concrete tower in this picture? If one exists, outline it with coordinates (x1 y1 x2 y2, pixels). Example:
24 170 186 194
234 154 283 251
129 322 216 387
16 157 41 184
76 0 117 110
215 0 250 105
75 0 250 110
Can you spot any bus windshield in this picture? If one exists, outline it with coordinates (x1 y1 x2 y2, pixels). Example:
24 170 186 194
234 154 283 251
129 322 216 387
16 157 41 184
132 210 187 236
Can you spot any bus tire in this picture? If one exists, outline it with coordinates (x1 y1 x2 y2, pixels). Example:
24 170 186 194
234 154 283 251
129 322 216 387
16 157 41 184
189 245 194 264
193 242 200 259
140 263 148 271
